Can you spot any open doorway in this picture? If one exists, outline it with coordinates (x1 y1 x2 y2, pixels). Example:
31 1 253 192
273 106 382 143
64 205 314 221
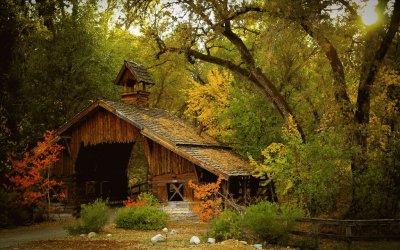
75 142 133 202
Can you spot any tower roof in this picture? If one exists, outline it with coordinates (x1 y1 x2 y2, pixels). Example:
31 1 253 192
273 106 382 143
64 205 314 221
114 60 155 86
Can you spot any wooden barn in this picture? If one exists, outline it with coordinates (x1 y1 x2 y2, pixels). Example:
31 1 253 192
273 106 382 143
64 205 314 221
53 61 258 205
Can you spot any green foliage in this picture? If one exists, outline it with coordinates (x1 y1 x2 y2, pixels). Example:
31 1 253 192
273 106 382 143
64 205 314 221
208 202 303 243
114 206 167 230
0 188 31 227
252 120 352 215
19 2 120 140
208 210 242 241
137 192 159 207
66 199 109 234
221 85 283 160
242 201 304 243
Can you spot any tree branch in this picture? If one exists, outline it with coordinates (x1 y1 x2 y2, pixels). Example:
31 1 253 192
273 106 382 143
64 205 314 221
336 0 358 17
355 0 400 124
300 22 352 119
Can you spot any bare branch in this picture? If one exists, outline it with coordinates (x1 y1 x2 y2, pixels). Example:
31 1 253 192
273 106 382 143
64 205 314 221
336 0 358 17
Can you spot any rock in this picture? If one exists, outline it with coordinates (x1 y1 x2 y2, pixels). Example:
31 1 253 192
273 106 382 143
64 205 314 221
79 234 86 237
151 234 166 243
162 227 168 233
170 229 178 235
88 232 96 238
106 234 112 237
190 236 201 245
239 241 247 245
217 240 254 249
207 238 216 244
253 243 263 249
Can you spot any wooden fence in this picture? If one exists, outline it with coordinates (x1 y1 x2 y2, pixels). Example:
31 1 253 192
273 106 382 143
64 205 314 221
128 182 149 196
291 217 400 249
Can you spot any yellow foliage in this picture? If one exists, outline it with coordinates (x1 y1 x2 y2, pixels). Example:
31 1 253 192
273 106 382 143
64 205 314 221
185 67 233 138
282 115 302 144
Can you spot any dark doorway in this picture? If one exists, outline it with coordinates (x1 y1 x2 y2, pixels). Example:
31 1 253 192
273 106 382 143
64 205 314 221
75 143 133 202
167 183 184 201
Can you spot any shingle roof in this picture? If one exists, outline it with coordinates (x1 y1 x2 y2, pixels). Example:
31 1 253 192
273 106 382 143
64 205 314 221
125 61 155 85
114 61 155 86
103 100 220 146
178 146 254 176
58 99 254 178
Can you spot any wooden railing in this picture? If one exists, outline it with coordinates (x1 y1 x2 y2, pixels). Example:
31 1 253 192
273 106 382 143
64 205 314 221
218 192 245 213
129 182 149 196
291 217 400 249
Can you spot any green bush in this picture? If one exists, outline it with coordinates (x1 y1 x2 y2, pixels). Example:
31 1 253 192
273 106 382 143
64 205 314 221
115 205 167 230
0 188 31 227
242 201 303 243
137 192 158 207
209 209 242 241
65 199 109 234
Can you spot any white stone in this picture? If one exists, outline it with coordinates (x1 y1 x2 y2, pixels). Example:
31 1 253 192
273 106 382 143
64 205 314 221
88 232 96 238
207 238 216 244
106 234 112 237
170 229 178 234
79 234 86 237
162 227 169 233
253 244 263 249
151 234 166 243
190 236 201 245
239 241 247 245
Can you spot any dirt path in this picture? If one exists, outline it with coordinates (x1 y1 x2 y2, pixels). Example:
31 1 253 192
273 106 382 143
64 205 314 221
0 209 119 249
0 221 70 249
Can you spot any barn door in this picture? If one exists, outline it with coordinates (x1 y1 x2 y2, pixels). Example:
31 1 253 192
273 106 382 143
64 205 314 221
167 183 184 201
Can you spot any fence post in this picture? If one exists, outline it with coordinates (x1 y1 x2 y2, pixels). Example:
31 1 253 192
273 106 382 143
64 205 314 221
345 225 352 250
312 222 319 249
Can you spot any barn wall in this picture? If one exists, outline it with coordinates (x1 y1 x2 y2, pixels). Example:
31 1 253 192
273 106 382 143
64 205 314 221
55 109 142 177
147 141 198 202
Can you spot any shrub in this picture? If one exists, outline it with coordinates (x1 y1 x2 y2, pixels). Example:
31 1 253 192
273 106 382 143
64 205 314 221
65 199 109 234
123 197 146 208
115 205 167 230
209 209 242 241
137 192 158 207
0 188 31 227
242 201 303 243
188 176 223 222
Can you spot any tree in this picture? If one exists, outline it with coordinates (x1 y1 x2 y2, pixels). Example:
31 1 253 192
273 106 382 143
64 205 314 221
185 67 233 139
122 0 305 140
124 0 400 218
6 131 65 219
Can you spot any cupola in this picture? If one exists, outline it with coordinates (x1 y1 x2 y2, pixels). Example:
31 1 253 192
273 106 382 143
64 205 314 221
114 61 155 107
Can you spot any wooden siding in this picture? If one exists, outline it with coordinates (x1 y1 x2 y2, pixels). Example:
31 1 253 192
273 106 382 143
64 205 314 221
72 109 141 146
57 109 141 176
147 140 198 202
150 142 196 176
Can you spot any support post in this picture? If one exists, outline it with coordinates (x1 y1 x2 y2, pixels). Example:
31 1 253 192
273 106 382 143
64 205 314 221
346 225 352 250
311 222 319 249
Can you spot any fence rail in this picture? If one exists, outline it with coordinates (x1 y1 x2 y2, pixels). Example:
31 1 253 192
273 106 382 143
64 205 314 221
129 182 149 196
291 217 400 249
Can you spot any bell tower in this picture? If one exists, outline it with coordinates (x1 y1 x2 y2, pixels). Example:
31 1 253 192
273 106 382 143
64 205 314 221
114 61 155 107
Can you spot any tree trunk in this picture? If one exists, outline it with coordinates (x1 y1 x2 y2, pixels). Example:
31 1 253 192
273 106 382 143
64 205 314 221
349 0 400 217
